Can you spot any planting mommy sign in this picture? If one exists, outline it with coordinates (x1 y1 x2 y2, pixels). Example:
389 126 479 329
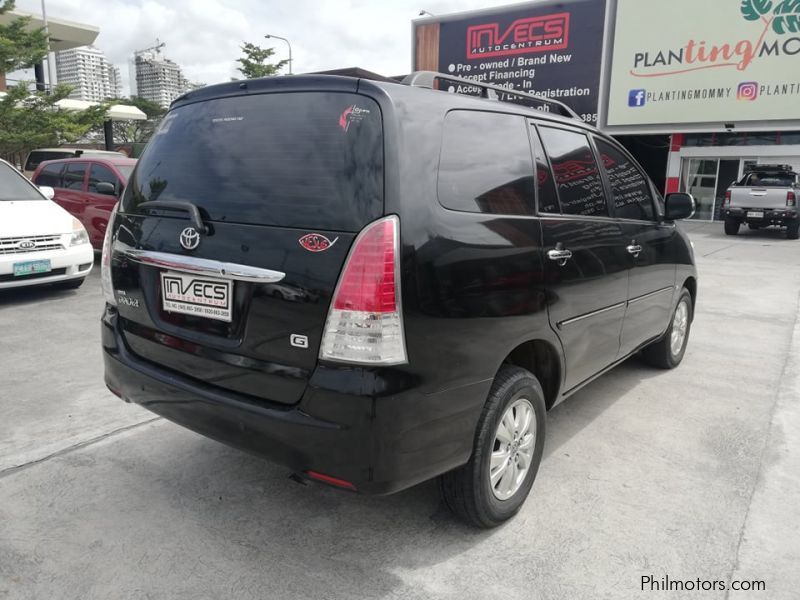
606 0 800 130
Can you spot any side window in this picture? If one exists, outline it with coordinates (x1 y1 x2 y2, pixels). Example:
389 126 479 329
63 163 87 191
438 111 534 216
88 164 119 194
530 126 560 214
595 139 655 221
538 127 607 217
35 163 64 188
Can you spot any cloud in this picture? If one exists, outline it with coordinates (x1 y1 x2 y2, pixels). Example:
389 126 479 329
13 0 515 94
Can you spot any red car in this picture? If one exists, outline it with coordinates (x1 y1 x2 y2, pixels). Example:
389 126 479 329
32 156 137 250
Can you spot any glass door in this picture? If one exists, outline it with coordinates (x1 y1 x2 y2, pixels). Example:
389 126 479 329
681 158 718 220
740 159 758 180
715 160 740 221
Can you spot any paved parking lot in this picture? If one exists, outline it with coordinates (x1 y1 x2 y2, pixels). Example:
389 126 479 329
1 222 798 600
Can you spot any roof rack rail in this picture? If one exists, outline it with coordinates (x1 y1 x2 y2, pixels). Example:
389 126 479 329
402 71 580 120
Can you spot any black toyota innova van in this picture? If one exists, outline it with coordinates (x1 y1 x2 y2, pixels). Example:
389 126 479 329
101 72 697 527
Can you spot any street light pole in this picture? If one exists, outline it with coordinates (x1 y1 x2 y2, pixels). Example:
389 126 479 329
264 34 292 75
41 0 56 91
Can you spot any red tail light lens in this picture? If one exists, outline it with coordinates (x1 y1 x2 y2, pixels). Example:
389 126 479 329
724 190 731 207
333 218 397 313
788 191 796 207
320 215 407 365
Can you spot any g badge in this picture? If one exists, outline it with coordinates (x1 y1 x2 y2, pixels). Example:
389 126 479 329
290 334 309 349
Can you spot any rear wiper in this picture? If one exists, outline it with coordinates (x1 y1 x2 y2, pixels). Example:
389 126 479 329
138 200 209 234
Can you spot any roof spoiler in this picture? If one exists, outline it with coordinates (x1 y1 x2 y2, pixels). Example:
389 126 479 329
402 70 580 120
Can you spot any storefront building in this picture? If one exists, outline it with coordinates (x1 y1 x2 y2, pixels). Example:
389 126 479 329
666 133 800 222
605 0 800 221
413 0 800 222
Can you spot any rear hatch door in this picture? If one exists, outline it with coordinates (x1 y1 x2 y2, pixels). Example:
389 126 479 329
731 172 795 209
111 87 384 405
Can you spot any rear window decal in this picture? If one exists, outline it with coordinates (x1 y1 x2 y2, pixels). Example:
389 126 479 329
339 104 371 132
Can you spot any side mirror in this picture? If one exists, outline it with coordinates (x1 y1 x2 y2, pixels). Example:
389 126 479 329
95 181 117 196
664 192 696 221
38 186 55 200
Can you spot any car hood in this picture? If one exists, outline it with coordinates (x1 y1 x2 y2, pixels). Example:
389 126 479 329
0 200 74 237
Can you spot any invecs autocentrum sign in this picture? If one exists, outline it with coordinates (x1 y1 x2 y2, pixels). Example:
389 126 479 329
606 0 800 130
466 13 570 59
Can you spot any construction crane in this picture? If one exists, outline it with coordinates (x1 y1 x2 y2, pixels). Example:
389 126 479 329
134 39 166 58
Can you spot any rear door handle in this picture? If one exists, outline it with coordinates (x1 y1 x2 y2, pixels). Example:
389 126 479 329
627 244 643 258
547 248 573 266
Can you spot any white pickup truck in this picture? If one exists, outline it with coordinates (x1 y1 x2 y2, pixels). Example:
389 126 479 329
722 165 799 239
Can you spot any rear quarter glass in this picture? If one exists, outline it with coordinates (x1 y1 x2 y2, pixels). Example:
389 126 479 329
121 92 384 232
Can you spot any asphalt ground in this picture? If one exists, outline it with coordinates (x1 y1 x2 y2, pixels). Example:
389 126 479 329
1 222 798 600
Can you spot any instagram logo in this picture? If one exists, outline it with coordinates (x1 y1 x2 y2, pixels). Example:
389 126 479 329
737 82 759 101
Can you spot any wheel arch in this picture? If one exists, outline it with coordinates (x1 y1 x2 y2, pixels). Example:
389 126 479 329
683 276 697 317
501 339 562 410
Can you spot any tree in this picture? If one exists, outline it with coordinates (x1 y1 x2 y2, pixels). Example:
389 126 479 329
235 42 289 79
0 2 106 163
107 95 166 144
0 83 109 159
0 0 49 74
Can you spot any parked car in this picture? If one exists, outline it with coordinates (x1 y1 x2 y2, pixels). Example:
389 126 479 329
23 148 126 179
101 72 697 527
0 159 93 290
722 164 799 239
32 157 136 250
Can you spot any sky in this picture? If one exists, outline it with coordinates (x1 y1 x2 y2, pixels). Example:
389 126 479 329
10 0 520 96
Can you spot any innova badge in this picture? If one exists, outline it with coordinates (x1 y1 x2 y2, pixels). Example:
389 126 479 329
179 227 201 250
298 233 339 252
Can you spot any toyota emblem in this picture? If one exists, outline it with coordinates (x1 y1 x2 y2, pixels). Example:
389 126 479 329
179 227 200 250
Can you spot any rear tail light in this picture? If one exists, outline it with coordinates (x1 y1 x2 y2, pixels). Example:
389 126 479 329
724 190 731 207
320 215 407 365
788 191 796 207
101 203 119 306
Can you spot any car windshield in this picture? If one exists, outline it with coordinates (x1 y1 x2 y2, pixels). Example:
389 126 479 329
742 173 795 187
24 150 74 172
0 162 43 201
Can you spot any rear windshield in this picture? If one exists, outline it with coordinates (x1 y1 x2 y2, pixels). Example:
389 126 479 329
1 162 43 201
122 92 383 231
25 151 74 172
740 173 795 187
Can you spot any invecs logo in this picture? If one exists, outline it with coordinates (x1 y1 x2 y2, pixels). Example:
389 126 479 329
631 0 800 78
737 81 759 100
466 13 570 59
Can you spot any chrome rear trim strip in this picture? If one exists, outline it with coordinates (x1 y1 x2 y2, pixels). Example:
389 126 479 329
124 250 285 283
628 286 674 305
558 302 627 328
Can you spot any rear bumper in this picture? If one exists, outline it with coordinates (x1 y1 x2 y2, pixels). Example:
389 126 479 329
102 308 489 495
724 207 798 224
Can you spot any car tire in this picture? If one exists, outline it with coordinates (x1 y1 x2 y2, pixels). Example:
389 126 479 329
642 288 693 369
724 219 740 235
439 365 546 528
59 277 85 290
787 221 799 240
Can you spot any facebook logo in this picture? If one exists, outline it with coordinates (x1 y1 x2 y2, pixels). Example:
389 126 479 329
628 89 647 107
